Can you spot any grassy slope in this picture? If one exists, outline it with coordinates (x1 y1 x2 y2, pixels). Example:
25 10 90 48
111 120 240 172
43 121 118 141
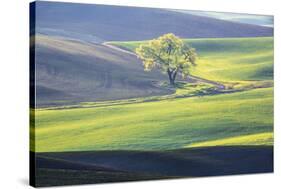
33 37 273 153
34 87 273 152
110 37 273 88
188 132 273 147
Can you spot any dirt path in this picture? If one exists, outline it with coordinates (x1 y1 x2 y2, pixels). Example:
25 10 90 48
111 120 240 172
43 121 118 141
102 42 225 89
102 42 137 56
188 75 225 89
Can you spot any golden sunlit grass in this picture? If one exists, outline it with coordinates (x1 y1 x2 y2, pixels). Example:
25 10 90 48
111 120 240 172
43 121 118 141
187 132 273 148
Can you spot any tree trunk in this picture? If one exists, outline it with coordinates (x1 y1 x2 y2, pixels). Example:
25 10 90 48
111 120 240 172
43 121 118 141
167 69 175 85
172 71 177 83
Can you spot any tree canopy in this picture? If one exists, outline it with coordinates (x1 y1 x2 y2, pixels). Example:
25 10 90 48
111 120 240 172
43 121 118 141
136 33 197 85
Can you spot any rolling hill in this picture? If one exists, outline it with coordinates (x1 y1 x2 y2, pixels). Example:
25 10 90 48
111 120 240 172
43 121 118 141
34 146 273 186
34 1 273 41
35 36 273 107
35 35 170 107
33 87 273 152
33 36 273 152
110 37 273 89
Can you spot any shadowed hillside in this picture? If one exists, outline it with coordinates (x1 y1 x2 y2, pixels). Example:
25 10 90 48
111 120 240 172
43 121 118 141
35 1 273 41
35 35 170 107
34 146 273 187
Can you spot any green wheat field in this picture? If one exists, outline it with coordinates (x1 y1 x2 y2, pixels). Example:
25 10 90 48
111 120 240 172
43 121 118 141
32 37 273 153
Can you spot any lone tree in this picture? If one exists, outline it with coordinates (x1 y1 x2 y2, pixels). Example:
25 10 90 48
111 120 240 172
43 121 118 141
136 33 197 85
